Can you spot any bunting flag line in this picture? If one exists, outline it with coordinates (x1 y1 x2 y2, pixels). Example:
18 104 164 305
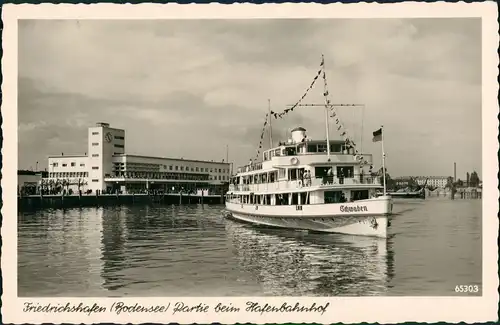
270 66 323 120
249 55 371 168
253 113 269 161
321 64 371 167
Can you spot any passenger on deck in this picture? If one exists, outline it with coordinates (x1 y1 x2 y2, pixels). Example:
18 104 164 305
327 168 333 184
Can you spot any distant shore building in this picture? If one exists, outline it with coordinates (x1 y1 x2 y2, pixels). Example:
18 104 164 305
18 170 48 195
46 122 231 194
414 176 449 188
394 176 449 189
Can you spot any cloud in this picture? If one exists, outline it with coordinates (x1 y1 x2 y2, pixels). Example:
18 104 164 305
18 18 482 178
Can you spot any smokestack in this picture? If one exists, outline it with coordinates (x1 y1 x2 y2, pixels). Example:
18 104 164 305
454 162 456 182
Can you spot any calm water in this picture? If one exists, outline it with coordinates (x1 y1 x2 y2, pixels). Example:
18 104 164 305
18 199 482 296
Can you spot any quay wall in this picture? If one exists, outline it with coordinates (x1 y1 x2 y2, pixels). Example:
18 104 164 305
18 193 225 212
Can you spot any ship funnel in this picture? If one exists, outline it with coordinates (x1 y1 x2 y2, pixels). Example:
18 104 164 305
291 127 307 144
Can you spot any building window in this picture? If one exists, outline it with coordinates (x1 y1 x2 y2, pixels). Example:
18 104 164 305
114 144 124 148
114 136 125 140
92 142 99 146
62 163 67 167
92 132 99 135
175 166 178 171
210 169 213 172
92 179 99 182
196 167 199 172
92 166 99 170
70 162 76 167
180 166 184 171
169 166 173 170
92 154 99 157
219 169 221 173
80 163 85 167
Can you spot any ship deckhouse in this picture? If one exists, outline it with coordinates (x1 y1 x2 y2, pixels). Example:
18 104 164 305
229 127 380 206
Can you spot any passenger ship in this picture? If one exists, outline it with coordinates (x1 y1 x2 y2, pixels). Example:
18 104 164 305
225 127 393 238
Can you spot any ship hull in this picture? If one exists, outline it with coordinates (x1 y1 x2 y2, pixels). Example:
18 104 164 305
224 196 392 238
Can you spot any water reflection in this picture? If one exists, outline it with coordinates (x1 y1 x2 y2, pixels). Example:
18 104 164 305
18 208 104 296
225 222 395 296
18 200 480 297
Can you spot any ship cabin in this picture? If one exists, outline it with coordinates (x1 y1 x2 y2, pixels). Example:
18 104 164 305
227 127 382 206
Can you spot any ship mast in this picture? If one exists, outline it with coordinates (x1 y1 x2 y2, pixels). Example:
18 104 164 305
268 99 273 149
322 55 331 161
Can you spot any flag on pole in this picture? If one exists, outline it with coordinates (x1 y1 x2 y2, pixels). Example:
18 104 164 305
372 128 382 142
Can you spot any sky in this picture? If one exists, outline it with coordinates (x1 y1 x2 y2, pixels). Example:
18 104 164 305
18 18 482 178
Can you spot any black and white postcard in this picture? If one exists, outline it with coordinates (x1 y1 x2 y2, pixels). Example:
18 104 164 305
1 2 499 324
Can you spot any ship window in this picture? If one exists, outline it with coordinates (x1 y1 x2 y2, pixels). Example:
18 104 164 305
318 144 327 152
330 144 342 152
285 147 296 156
276 193 289 205
278 168 286 179
288 168 298 181
315 166 330 178
274 149 281 157
352 190 369 201
300 192 309 205
291 193 299 205
307 144 318 152
264 152 268 161
324 191 344 204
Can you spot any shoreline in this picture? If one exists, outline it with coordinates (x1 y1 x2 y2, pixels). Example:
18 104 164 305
18 193 226 212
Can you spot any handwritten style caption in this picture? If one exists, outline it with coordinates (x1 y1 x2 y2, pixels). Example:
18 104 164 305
23 301 330 316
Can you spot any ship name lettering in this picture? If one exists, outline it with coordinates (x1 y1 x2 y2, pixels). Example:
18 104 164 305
340 205 368 213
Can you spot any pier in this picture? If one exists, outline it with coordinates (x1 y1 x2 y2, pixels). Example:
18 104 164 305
18 192 225 211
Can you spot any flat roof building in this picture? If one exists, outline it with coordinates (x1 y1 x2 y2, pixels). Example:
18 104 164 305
47 123 230 194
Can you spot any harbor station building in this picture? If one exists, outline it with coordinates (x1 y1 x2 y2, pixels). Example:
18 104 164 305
47 122 231 194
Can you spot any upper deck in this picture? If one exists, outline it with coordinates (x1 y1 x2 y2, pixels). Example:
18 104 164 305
237 139 372 175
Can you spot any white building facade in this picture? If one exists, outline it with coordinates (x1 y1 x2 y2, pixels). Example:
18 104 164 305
47 122 231 194
415 176 449 188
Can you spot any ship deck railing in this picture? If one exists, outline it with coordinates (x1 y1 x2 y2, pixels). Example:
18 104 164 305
236 151 363 173
228 176 381 193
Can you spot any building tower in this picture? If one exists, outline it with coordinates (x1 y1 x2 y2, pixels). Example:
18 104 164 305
87 122 125 192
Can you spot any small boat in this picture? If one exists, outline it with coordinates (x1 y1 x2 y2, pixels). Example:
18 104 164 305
388 188 425 199
383 178 427 199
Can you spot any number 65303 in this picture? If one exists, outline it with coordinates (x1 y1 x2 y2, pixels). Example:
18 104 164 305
455 285 480 293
